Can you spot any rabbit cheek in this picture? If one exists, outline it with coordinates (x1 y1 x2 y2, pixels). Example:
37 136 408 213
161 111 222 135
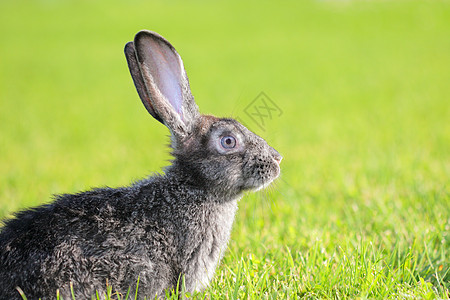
213 156 244 192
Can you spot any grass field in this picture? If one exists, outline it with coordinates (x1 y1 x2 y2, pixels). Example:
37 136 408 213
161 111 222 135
1 0 449 298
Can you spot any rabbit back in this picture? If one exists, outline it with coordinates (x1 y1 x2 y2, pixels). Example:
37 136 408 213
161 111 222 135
0 174 239 299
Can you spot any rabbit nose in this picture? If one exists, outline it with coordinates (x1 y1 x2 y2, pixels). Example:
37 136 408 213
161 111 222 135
270 147 283 164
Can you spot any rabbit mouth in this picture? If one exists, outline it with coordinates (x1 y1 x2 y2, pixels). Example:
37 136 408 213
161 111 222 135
251 176 277 192
245 159 281 192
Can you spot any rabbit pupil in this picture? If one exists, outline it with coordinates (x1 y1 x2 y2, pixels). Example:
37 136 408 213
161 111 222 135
221 136 236 149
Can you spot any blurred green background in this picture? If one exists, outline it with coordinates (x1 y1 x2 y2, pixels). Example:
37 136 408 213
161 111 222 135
0 0 449 298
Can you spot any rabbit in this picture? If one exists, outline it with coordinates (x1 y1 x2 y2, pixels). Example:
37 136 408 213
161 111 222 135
0 30 282 299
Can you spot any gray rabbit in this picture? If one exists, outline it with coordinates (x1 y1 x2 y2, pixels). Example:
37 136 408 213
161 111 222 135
0 30 282 299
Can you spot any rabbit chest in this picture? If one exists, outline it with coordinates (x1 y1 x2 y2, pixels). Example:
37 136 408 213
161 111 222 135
181 198 239 291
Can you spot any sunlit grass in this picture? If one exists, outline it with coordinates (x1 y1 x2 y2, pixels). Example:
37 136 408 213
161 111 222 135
1 0 449 298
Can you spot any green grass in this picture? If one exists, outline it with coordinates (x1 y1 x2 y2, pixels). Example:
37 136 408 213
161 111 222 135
1 0 449 298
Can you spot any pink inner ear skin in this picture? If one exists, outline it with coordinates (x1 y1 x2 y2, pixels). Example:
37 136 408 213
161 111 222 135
144 40 185 121
155 62 184 118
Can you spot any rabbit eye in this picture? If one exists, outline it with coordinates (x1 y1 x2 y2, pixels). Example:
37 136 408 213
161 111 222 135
220 136 236 149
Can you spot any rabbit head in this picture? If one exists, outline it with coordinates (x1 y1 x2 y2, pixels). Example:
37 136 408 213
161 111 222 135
125 31 282 198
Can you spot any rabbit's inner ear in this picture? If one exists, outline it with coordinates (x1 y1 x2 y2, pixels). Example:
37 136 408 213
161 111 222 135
135 32 196 130
139 38 185 119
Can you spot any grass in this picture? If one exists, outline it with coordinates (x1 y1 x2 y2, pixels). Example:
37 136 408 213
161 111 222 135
1 0 449 298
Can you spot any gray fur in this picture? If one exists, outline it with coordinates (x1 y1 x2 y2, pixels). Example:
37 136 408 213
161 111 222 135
0 30 282 299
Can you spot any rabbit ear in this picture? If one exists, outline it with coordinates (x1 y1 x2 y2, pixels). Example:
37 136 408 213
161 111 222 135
125 30 200 140
125 42 164 124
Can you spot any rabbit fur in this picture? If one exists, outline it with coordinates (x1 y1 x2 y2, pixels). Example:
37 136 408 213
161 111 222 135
0 30 282 299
